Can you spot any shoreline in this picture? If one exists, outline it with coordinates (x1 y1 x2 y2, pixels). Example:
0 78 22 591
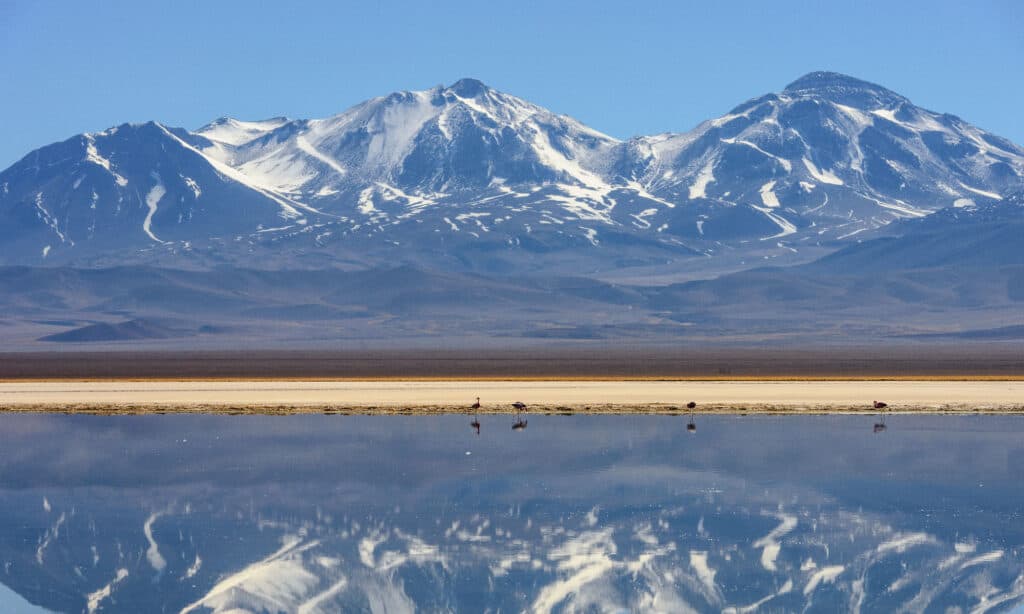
2 379 1022 414
2 404 1023 415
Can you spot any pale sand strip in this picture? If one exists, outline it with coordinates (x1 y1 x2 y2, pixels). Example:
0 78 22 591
0 380 1022 413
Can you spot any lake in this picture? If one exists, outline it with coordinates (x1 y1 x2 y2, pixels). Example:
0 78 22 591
0 413 1022 612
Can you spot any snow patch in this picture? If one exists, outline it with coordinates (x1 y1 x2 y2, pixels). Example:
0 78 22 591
579 226 599 246
180 175 202 199
357 187 377 215
721 138 793 172
87 568 129 614
84 135 128 186
184 554 202 579
876 533 937 555
143 173 167 243
296 135 348 177
759 181 780 208
33 193 66 243
143 512 166 572
180 536 316 614
958 182 1002 200
690 551 717 595
834 103 874 130
804 565 844 595
960 550 1004 570
689 160 716 199
753 514 797 571
802 158 844 185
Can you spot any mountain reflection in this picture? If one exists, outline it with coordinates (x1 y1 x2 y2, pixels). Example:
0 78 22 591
0 414 1021 613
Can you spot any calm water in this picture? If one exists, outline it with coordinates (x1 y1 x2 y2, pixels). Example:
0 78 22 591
0 413 1022 613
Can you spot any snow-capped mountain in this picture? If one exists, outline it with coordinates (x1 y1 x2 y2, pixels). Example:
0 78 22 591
1 73 1021 270
625 72 1024 243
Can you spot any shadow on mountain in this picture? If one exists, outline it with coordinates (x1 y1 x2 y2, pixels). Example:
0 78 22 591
38 318 193 342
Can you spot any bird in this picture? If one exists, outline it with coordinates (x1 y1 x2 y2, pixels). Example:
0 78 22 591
471 397 481 411
873 401 888 409
511 401 527 430
686 401 697 409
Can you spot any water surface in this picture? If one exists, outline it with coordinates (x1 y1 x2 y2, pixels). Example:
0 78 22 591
0 414 1022 612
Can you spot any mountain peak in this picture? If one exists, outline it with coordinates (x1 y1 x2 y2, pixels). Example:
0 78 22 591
783 71 907 107
784 71 881 92
446 78 489 98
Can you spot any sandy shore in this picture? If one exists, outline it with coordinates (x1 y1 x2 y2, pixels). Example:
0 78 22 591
1 380 1022 414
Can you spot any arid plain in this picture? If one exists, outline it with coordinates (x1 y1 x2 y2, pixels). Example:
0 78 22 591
2 348 1021 413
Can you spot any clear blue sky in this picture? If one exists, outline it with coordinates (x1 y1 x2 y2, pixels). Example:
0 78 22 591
1 0 1021 168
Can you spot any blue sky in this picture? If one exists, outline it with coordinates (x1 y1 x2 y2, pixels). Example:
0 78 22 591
0 0 1021 168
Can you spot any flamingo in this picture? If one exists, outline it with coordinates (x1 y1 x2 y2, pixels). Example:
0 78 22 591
470 397 481 434
873 401 888 409
685 401 697 432
511 401 527 430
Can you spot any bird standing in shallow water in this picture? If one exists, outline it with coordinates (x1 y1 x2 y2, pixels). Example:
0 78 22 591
511 401 527 430
872 400 888 432
685 401 698 432
470 397 481 434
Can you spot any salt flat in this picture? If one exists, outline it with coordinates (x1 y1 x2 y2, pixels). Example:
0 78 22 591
0 380 1022 412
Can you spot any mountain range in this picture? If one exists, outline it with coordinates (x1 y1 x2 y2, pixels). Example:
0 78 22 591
1 72 1023 346
2 72 1022 273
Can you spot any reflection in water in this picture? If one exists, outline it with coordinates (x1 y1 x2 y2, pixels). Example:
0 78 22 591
0 414 1022 612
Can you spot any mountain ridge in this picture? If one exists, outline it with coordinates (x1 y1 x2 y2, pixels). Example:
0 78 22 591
1 72 1022 275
